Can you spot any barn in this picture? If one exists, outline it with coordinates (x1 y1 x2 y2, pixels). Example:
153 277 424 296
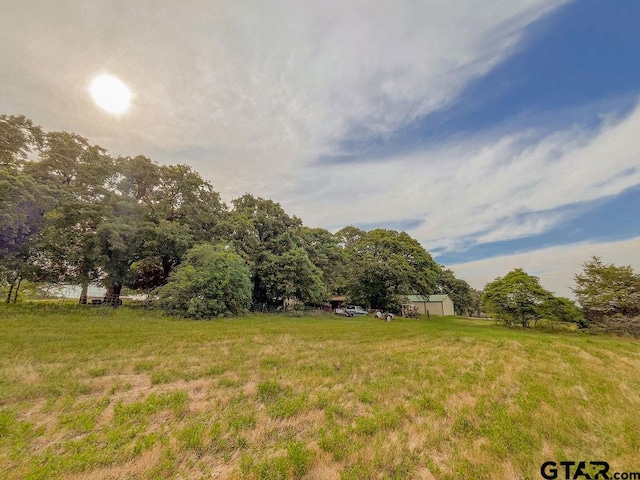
405 294 455 316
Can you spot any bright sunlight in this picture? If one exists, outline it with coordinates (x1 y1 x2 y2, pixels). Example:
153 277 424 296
89 74 131 114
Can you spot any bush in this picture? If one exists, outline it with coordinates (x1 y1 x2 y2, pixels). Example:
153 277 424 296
157 244 252 318
573 257 640 335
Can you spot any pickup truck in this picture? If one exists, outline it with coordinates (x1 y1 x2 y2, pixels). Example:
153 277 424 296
335 305 368 317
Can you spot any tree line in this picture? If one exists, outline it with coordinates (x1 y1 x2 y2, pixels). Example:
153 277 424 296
0 114 480 316
481 259 640 335
4 113 635 332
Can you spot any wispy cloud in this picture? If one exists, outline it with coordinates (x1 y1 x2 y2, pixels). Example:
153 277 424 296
288 100 640 254
6 0 639 291
0 0 568 197
449 236 640 298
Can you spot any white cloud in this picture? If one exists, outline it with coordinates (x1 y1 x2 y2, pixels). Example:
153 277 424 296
6 0 639 276
286 101 640 253
0 0 567 198
448 236 640 298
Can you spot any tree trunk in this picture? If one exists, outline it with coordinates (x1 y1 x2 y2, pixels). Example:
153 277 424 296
79 283 89 305
5 272 18 304
104 284 122 307
162 256 172 282
12 276 22 304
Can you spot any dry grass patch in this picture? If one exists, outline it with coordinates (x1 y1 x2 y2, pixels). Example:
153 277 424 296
1 305 640 479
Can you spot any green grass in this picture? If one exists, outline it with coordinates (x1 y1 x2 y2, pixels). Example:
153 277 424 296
1 303 640 479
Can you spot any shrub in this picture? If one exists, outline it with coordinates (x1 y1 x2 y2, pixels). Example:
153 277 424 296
157 244 252 318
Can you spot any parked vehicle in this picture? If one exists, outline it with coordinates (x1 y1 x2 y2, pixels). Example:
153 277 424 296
335 305 368 317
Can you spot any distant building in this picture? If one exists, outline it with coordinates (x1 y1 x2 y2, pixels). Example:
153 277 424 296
405 294 455 316
330 295 347 309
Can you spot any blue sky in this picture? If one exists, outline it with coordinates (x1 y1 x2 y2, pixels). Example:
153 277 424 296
1 0 639 296
331 0 640 164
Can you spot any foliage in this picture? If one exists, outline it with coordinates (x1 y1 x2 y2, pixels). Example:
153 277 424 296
543 296 586 329
437 268 475 315
573 256 640 317
259 247 326 304
295 226 347 296
0 170 51 259
482 268 553 328
214 194 325 304
468 288 485 317
573 256 640 335
157 244 252 318
0 114 43 170
1 112 461 311
344 229 441 310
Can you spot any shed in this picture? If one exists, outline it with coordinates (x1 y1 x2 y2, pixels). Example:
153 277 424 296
405 294 455 316
330 295 347 310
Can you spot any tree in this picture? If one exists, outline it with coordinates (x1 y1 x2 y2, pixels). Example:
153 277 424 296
0 170 51 258
26 131 115 200
0 115 48 260
0 116 50 302
345 229 441 311
573 257 640 334
157 244 252 318
468 288 485 317
543 296 586 329
0 114 43 171
335 225 365 250
437 268 474 315
259 247 326 305
295 226 346 296
34 199 107 303
216 194 304 303
148 164 224 243
126 220 194 293
482 269 553 328
116 155 161 203
96 197 149 304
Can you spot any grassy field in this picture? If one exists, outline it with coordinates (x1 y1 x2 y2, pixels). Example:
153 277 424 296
1 305 639 480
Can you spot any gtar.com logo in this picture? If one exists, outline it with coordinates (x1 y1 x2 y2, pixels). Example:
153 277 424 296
540 461 610 479
540 461 640 480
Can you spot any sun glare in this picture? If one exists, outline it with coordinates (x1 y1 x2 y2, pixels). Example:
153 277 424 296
90 75 131 114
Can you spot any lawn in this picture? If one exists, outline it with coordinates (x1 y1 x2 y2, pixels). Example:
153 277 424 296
1 304 639 479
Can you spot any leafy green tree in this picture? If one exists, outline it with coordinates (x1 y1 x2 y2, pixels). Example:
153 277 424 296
149 164 225 243
0 170 50 258
0 116 50 302
1 115 48 260
543 296 586 329
259 247 326 305
482 268 553 328
126 220 194 293
0 114 43 171
335 225 365 250
437 268 474 315
26 131 115 200
573 256 640 317
468 288 485 317
12 128 120 302
116 155 161 202
295 226 346 296
96 197 149 304
332 226 366 296
573 257 640 334
35 199 107 302
157 244 252 318
217 194 304 303
231 194 302 244
346 229 440 310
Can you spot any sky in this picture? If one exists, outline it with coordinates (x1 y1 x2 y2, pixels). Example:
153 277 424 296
1 0 639 298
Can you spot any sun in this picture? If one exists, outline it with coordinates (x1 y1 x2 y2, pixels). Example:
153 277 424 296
90 75 131 114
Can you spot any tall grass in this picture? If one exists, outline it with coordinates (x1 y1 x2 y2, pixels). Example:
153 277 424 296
1 304 639 479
